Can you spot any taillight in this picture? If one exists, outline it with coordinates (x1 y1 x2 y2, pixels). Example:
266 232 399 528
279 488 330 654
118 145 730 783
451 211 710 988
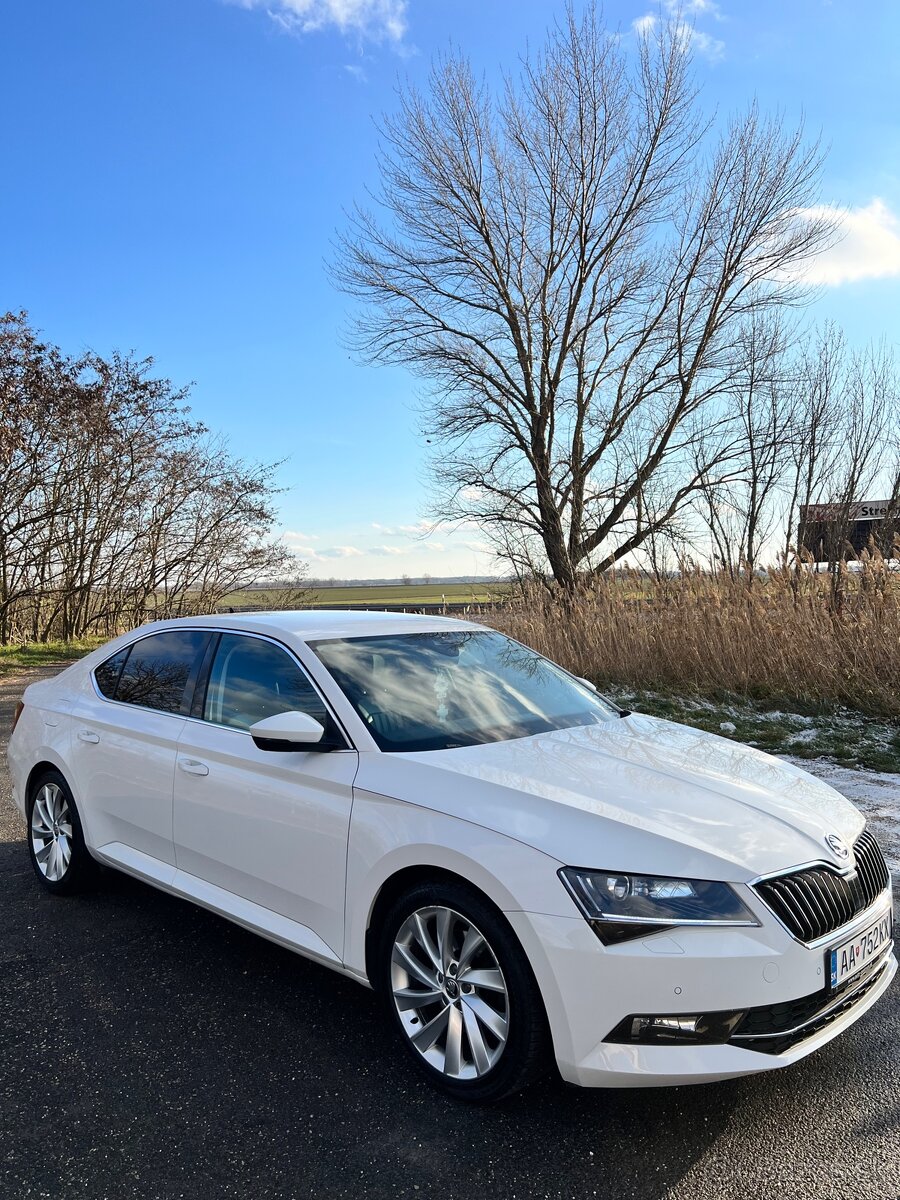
11 701 24 734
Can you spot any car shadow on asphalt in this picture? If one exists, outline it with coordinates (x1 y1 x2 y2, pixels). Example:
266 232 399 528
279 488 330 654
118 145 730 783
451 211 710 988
0 836 753 1200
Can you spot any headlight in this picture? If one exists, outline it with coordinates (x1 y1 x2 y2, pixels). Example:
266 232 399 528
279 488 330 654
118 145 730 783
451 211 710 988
559 867 759 945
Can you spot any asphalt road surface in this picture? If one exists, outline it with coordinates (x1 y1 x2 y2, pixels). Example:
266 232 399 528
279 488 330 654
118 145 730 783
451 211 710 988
1 667 898 1200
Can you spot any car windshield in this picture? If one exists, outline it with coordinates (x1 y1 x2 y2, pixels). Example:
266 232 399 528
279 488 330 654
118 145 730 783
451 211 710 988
310 630 618 752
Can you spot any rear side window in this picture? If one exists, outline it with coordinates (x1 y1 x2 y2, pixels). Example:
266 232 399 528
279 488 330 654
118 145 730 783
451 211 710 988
113 631 210 714
94 648 129 699
203 633 328 731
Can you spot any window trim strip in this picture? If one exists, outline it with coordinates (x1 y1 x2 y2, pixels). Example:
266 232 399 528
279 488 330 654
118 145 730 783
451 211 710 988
90 625 357 752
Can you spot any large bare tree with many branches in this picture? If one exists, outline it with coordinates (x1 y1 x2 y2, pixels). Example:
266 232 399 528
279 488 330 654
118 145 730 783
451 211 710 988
335 6 835 587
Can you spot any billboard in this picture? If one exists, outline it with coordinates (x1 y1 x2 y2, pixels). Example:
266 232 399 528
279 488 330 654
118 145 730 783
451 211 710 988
799 499 899 561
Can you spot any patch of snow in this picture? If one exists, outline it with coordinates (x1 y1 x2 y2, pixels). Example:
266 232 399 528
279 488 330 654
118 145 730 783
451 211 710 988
786 729 819 745
765 711 816 727
719 721 737 734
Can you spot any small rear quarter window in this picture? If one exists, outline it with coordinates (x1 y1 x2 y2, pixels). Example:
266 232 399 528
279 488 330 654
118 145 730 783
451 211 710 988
94 648 130 699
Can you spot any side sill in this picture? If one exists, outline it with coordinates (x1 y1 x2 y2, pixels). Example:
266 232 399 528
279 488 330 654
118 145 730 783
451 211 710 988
93 841 344 971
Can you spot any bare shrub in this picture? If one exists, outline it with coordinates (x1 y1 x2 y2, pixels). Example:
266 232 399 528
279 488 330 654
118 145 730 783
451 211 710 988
0 312 307 643
490 555 900 718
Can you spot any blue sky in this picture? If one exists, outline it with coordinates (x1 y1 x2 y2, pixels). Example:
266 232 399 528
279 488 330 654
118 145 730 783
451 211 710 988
3 0 899 578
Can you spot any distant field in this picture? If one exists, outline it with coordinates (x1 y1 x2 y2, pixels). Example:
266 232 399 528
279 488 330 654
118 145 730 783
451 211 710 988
222 583 511 609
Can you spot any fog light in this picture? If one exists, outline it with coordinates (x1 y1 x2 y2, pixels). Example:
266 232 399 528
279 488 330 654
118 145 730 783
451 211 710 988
632 1015 701 1038
607 1010 746 1045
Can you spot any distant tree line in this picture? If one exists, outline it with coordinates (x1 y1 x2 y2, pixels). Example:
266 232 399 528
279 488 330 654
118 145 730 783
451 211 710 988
0 312 306 644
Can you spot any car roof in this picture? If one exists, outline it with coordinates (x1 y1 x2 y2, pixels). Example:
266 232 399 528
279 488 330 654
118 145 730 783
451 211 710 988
130 609 483 643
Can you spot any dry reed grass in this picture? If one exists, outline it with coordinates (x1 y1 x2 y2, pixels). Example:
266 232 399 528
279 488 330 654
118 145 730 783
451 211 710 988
489 561 900 719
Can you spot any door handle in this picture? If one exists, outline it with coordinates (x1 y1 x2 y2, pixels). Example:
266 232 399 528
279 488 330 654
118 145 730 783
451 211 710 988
77 730 100 744
178 758 209 777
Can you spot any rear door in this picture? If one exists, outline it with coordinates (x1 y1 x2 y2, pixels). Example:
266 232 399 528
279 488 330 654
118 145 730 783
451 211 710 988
173 631 358 959
68 629 211 870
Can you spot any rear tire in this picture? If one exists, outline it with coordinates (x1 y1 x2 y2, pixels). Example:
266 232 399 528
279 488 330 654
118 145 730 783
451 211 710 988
378 880 549 1102
26 769 97 895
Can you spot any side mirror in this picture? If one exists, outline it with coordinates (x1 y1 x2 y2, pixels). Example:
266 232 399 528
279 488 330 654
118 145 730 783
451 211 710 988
249 710 326 752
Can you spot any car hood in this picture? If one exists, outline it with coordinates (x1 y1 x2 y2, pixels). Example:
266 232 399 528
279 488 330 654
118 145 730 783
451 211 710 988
362 714 865 880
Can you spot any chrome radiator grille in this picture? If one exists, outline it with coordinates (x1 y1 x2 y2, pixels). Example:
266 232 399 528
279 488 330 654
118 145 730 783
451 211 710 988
753 830 890 943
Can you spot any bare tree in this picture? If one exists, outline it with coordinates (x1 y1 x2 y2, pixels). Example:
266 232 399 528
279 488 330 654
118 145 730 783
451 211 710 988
693 314 796 575
0 312 308 644
334 6 834 588
784 327 900 570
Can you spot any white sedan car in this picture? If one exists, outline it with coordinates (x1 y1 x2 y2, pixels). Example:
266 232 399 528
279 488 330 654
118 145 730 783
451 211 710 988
7 611 895 1101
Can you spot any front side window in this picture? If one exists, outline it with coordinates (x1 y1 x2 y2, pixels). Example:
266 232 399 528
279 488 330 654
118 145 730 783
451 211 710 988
203 633 328 731
114 630 210 714
311 630 617 752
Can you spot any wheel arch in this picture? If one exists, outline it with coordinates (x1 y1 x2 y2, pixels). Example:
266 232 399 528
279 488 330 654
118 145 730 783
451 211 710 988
363 861 557 1096
25 759 66 805
23 758 95 849
364 864 510 989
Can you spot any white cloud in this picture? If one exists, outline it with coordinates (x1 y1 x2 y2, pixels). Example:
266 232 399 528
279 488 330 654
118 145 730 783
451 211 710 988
689 28 725 61
370 520 433 536
230 0 407 43
343 63 368 82
674 0 722 17
796 199 900 286
284 540 364 562
281 531 323 559
283 518 497 573
633 2 725 62
319 545 365 558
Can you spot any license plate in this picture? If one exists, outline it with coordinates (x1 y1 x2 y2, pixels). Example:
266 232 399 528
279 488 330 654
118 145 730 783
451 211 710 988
829 911 893 989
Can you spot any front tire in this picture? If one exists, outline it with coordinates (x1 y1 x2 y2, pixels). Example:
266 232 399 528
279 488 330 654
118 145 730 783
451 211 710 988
378 880 549 1102
27 769 97 894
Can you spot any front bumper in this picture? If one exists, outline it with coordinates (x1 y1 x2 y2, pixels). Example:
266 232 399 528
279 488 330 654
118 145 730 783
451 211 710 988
507 890 896 1088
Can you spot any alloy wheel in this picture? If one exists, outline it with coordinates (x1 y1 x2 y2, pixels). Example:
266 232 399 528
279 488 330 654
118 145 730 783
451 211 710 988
390 905 510 1080
30 782 73 883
